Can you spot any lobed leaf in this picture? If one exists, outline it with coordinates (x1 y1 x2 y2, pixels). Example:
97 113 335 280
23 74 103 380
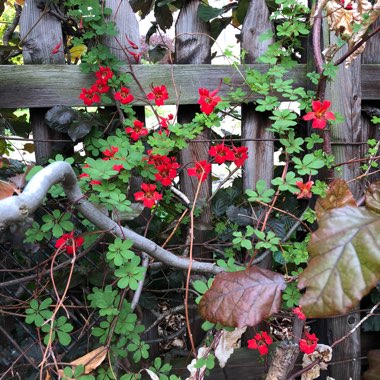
298 206 380 317
199 266 285 327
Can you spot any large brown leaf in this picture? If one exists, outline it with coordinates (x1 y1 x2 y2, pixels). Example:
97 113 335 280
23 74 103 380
366 181 380 214
315 178 357 220
199 266 285 327
298 206 380 317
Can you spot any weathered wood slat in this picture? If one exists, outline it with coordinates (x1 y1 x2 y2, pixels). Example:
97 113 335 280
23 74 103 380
1 64 379 109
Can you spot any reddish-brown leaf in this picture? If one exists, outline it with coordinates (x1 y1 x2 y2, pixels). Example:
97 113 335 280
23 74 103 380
315 178 357 220
366 181 380 214
0 180 17 200
199 266 286 328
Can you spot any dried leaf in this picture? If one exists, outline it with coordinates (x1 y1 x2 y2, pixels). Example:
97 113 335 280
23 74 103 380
0 180 18 200
69 346 107 374
215 327 246 368
363 349 380 380
366 181 380 214
301 344 332 380
199 266 286 327
298 206 380 317
68 45 87 63
185 347 208 380
315 179 357 220
22 143 35 153
15 0 25 5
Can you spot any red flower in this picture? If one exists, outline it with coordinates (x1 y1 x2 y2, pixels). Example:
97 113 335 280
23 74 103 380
147 85 169 106
134 183 162 208
198 87 221 115
155 161 180 187
187 160 211 182
102 146 119 160
114 87 134 105
55 232 84 255
79 88 101 106
295 180 314 199
90 180 102 186
303 100 336 129
247 332 273 356
293 307 306 320
92 79 110 94
209 144 234 165
51 40 62 55
340 0 353 10
112 164 124 172
126 36 139 50
159 114 174 129
125 120 148 141
95 66 114 83
79 172 89 179
232 146 248 167
299 331 318 354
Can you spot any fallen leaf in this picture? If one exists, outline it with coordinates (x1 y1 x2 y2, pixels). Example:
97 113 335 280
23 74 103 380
185 347 208 380
145 369 160 380
68 45 87 63
215 327 246 368
57 346 108 377
366 181 380 214
315 179 357 220
301 344 332 380
0 180 18 200
199 266 286 327
299 206 380 317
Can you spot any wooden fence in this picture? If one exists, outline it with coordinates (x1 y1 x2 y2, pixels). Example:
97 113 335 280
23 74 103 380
1 0 380 379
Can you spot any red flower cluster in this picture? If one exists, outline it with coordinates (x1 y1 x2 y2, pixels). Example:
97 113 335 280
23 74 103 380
187 160 212 182
134 183 162 208
295 180 314 199
208 144 248 167
146 152 180 187
303 100 335 129
247 331 273 356
55 232 84 255
299 331 318 354
293 306 306 320
80 66 114 106
198 87 222 115
125 120 148 141
147 85 169 106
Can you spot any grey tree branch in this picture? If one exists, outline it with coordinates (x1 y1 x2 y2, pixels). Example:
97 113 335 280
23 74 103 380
0 161 222 275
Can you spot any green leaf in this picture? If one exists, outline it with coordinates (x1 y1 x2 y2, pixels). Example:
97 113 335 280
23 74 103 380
198 3 225 21
298 206 380 317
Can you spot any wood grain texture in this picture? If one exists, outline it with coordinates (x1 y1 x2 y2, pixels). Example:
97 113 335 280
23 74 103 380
324 30 362 380
19 0 65 163
0 64 311 108
241 0 274 191
102 0 140 62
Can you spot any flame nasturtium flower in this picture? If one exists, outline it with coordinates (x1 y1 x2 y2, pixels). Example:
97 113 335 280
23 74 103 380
187 160 212 182
79 88 101 106
55 232 84 255
147 85 169 106
114 87 134 105
247 332 273 356
303 100 336 129
295 180 314 199
293 306 306 320
95 66 114 83
232 146 249 167
299 331 318 354
134 183 162 208
125 120 148 141
198 87 222 115
208 144 234 165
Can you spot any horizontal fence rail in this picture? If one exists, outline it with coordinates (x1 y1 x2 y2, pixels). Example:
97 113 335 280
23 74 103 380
0 64 379 108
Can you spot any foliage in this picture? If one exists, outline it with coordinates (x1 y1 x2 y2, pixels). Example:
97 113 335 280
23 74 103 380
1 0 380 378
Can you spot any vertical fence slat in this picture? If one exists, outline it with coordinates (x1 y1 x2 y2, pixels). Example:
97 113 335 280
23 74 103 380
175 0 212 347
323 28 362 380
19 0 65 163
241 0 274 191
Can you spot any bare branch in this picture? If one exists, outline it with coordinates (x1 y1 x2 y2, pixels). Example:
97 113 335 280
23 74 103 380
0 161 222 275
